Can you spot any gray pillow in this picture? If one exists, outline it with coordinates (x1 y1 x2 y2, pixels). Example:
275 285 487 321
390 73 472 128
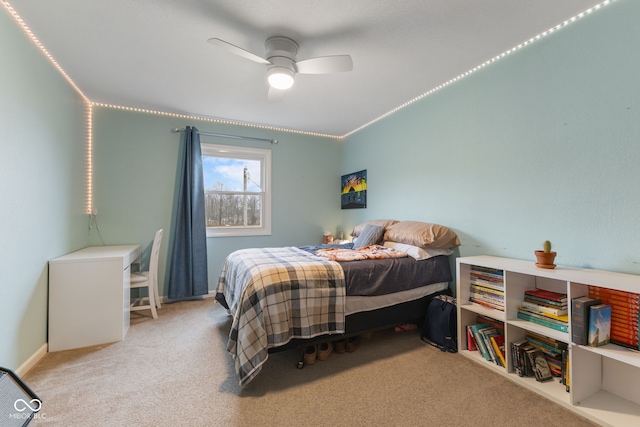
353 224 385 248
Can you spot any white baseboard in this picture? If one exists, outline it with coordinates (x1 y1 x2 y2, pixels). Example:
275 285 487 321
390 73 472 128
16 343 48 377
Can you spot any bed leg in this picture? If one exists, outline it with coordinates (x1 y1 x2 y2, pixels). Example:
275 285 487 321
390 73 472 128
297 350 305 369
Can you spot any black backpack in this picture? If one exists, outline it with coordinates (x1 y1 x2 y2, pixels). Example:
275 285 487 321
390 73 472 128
421 295 457 353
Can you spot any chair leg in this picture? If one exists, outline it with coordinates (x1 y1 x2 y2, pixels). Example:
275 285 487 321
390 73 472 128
154 281 162 309
147 283 158 319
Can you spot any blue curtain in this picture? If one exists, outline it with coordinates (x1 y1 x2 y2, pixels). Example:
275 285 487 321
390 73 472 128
168 126 209 299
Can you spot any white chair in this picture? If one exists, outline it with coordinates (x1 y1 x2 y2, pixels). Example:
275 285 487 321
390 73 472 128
130 229 163 319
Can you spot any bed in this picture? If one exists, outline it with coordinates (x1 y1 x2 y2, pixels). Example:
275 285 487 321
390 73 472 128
215 220 460 385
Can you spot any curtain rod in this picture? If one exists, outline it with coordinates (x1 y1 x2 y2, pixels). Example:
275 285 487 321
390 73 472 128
171 127 278 144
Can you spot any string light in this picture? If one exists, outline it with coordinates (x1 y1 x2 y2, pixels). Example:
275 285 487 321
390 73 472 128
2 0 94 213
90 103 342 139
3 0 616 149
86 105 93 214
343 0 614 138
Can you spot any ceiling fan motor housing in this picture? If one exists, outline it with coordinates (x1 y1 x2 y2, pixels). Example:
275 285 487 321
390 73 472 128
265 37 297 88
265 36 298 60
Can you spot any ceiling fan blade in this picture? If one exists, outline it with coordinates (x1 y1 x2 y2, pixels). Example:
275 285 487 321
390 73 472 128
207 38 270 65
296 55 353 74
267 86 286 102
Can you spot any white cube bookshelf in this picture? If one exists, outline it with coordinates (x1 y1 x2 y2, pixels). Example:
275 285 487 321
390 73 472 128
456 255 640 427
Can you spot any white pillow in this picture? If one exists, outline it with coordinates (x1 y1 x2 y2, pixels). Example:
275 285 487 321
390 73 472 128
383 241 453 261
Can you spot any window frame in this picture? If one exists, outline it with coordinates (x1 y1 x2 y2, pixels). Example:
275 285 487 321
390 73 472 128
201 142 272 237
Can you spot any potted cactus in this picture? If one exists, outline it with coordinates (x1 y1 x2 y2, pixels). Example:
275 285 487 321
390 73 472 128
535 240 557 269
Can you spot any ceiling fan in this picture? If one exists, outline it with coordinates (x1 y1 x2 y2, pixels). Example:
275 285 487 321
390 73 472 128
208 36 353 101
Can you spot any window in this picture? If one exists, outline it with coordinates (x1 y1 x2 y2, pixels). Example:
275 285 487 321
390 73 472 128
201 143 271 237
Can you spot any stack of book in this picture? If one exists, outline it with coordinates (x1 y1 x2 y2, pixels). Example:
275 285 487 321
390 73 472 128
524 330 567 378
588 286 639 349
510 332 569 388
469 265 504 311
466 315 506 366
517 288 568 332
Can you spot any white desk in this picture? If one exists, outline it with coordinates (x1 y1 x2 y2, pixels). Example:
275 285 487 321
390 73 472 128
48 245 141 352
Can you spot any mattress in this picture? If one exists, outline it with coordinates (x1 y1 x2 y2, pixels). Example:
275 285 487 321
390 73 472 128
344 281 449 315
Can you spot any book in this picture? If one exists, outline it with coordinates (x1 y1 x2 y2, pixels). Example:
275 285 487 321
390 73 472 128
466 325 477 351
479 327 499 363
564 350 570 392
526 348 553 382
603 300 640 313
588 304 612 347
525 335 565 357
490 334 506 367
525 330 568 350
589 287 640 301
611 311 640 324
518 307 568 326
469 323 491 360
522 299 568 316
469 297 505 311
510 339 529 377
470 266 504 281
470 284 505 298
469 278 505 291
558 348 570 392
518 306 568 322
517 309 569 332
476 315 504 331
525 288 568 303
523 294 567 308
571 296 601 345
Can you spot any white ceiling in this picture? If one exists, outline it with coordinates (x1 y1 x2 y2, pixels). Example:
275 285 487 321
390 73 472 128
8 0 606 137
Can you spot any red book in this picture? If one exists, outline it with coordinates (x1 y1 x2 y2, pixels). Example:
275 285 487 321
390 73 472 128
525 288 568 303
611 312 640 324
610 323 639 335
608 302 640 312
466 326 477 351
589 287 640 299
476 314 505 331
611 335 639 346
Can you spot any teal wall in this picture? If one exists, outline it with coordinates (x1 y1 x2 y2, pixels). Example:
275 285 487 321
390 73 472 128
90 108 342 296
0 8 88 370
4 0 640 373
342 0 640 275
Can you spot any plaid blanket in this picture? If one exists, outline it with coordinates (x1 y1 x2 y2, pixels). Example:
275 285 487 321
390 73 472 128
216 246 345 385
314 245 408 262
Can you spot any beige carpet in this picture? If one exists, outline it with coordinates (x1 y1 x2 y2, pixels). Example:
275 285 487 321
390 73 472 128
23 299 598 427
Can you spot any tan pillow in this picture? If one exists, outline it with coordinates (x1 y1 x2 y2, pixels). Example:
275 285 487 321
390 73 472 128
383 221 460 249
350 219 398 238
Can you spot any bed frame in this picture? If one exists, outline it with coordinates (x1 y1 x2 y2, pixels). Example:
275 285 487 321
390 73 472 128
269 287 452 353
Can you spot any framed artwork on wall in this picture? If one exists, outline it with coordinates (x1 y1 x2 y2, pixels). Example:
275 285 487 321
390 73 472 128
341 169 367 209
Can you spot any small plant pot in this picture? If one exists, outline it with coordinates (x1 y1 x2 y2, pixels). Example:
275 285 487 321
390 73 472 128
535 251 557 269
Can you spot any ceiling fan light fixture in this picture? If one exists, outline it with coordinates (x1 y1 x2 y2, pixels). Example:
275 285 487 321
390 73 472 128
267 67 294 90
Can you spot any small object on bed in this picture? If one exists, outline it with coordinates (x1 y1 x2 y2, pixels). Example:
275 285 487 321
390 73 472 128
314 244 407 262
